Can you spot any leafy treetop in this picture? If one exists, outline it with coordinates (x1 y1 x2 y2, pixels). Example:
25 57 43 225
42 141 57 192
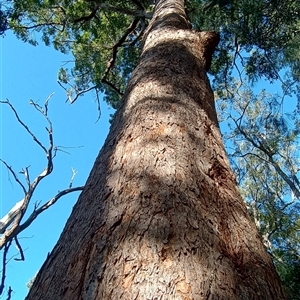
2 0 299 107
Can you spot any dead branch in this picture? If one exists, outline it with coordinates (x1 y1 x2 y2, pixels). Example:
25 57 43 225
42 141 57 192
13 237 25 261
1 99 49 153
6 286 13 300
0 97 55 248
0 98 84 249
0 160 27 195
18 186 84 234
69 167 78 188
0 198 25 235
0 98 84 295
0 240 12 295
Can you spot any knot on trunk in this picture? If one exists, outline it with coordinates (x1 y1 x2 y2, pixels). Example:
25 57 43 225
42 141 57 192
199 31 220 71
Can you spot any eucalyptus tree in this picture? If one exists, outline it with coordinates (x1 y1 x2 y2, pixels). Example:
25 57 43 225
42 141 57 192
218 87 300 299
3 0 300 299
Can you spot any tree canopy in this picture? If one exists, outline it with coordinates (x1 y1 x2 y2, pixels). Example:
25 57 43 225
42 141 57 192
1 0 300 298
2 0 299 105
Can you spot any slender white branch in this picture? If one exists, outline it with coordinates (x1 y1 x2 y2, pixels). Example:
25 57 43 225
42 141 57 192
0 97 72 248
0 97 85 297
0 199 25 234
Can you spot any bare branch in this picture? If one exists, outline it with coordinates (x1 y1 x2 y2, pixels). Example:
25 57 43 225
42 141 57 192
1 100 48 153
0 97 67 249
69 167 78 188
57 80 69 94
0 240 12 295
14 237 25 261
6 286 13 300
0 199 25 235
0 160 27 195
20 166 31 188
54 145 84 156
0 97 86 295
18 186 84 234
68 85 97 104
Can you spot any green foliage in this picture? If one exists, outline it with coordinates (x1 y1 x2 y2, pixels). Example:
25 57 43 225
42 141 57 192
7 0 151 106
7 0 299 107
275 248 300 300
216 85 300 299
187 0 300 88
0 8 8 35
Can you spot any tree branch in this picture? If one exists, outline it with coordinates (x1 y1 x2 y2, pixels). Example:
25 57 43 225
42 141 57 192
102 17 140 80
14 237 25 261
0 100 48 153
0 98 86 295
18 186 84 235
6 286 13 300
0 240 12 295
59 16 140 104
231 116 300 200
0 198 25 234
0 98 83 250
102 79 124 96
0 160 27 195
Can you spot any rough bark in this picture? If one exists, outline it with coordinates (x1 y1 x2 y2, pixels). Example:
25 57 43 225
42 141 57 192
26 0 286 299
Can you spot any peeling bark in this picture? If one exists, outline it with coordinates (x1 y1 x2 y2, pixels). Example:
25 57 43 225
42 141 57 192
26 0 286 299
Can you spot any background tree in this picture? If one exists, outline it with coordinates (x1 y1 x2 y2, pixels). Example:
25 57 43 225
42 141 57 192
218 86 300 299
1 0 299 298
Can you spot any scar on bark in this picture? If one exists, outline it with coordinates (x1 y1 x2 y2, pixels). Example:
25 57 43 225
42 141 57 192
199 31 220 71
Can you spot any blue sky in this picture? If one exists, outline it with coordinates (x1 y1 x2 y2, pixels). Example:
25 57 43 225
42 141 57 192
0 32 113 299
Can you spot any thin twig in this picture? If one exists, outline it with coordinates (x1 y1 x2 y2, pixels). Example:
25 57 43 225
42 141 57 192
1 100 48 153
0 160 27 195
69 167 78 189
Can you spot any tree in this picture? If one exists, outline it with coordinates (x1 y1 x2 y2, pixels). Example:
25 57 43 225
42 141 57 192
217 85 300 298
23 0 288 299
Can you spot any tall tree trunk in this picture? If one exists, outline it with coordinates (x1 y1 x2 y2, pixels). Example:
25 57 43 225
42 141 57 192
26 0 285 299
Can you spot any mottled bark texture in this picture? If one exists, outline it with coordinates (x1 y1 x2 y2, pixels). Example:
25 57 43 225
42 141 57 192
26 0 285 299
